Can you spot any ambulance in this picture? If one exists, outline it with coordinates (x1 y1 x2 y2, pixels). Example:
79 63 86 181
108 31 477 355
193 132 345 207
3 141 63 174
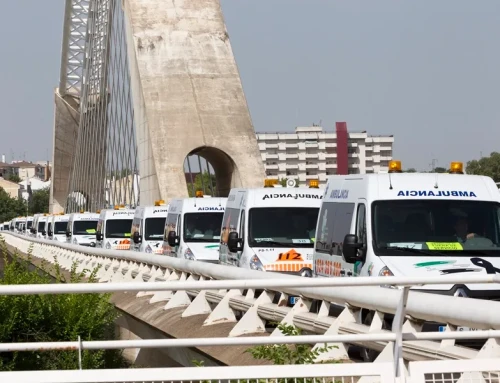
163 192 226 262
219 179 323 280
313 160 500 300
30 214 42 237
48 214 70 241
26 216 34 234
65 212 100 247
12 217 26 234
33 214 50 239
130 201 169 254
95 206 135 250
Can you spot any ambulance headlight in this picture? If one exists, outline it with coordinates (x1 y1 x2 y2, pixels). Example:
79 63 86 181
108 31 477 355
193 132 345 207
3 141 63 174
250 255 264 271
105 242 111 250
379 267 393 277
72 238 78 245
145 244 153 254
379 267 398 289
90 242 96 247
184 248 196 261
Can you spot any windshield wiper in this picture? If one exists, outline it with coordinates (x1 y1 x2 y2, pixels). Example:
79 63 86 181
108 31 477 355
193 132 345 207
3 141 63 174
253 240 290 247
380 246 447 256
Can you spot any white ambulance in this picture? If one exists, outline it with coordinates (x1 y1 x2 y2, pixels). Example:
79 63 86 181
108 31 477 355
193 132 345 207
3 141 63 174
33 214 50 239
163 192 226 262
48 214 70 242
219 179 323 278
65 212 100 247
26 216 34 234
12 217 27 234
313 160 500 300
95 207 135 250
130 201 169 254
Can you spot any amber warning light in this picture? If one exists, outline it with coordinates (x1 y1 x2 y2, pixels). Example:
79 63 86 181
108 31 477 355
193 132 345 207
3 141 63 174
309 179 319 188
449 162 464 174
388 160 402 173
264 179 278 188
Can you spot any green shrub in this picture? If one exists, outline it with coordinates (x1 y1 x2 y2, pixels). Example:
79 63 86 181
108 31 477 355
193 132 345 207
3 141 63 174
246 323 338 365
0 237 127 370
193 323 339 383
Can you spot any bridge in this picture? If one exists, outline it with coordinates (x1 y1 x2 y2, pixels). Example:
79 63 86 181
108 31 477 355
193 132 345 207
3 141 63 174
2 232 500 382
3 0 500 381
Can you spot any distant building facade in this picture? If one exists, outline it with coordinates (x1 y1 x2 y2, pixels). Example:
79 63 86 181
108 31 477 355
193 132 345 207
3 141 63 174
0 178 20 198
0 161 51 181
256 123 394 186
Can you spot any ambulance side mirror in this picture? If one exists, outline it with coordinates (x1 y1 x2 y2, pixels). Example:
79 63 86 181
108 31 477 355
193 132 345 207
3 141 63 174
96 232 103 241
66 231 71 237
167 231 179 247
133 231 142 244
227 231 242 253
342 234 363 264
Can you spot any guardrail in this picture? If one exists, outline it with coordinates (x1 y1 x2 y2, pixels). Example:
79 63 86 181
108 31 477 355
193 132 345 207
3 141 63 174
2 356 500 383
0 268 499 382
2 232 500 382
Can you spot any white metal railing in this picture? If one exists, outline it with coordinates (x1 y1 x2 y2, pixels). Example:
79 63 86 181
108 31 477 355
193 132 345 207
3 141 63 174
2 361 499 383
2 232 500 382
0 281 498 382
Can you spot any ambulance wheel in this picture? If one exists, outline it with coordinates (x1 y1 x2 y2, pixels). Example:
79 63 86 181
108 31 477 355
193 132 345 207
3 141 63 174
361 310 389 362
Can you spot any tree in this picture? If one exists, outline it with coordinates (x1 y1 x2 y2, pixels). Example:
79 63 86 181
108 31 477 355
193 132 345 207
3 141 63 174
432 167 447 173
466 152 500 182
404 168 417 173
7 174 21 183
0 188 26 223
29 187 50 215
188 171 217 197
279 177 300 187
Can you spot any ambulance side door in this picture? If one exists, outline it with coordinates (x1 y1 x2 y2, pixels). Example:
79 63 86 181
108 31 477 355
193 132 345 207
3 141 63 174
350 199 367 277
332 202 355 277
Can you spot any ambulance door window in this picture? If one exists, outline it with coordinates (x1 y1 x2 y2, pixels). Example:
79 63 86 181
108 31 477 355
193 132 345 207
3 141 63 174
239 210 245 248
356 203 367 245
176 215 182 237
356 202 367 259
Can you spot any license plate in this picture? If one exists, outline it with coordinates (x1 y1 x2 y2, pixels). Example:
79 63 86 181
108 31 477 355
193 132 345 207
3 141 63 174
439 326 477 332
289 296 299 305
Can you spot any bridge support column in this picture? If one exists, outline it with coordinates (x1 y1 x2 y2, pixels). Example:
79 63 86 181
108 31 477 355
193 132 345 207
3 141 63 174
123 0 265 202
50 90 79 213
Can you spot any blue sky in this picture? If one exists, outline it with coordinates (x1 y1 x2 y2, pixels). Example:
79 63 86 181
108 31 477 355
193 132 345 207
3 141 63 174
1 0 499 170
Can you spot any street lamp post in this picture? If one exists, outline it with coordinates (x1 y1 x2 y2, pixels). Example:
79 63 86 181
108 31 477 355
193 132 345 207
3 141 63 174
25 170 29 234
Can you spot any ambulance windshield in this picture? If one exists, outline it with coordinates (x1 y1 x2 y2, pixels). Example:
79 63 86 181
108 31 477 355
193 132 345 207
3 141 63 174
54 221 68 234
145 217 167 240
373 200 500 253
105 219 133 238
183 213 224 242
37 221 45 232
73 220 98 235
249 207 319 247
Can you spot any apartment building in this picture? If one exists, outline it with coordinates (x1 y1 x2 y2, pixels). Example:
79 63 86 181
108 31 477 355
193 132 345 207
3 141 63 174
256 122 394 186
